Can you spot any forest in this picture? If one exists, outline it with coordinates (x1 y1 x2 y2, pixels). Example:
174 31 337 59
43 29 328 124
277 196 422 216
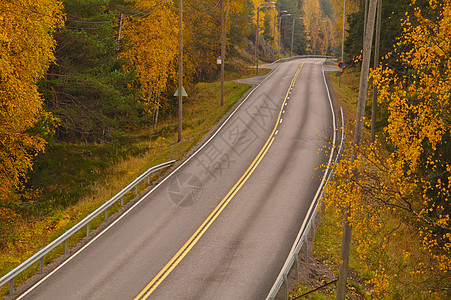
0 0 450 298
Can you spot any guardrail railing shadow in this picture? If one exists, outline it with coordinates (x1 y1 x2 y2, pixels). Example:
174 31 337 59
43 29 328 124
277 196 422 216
1 160 175 296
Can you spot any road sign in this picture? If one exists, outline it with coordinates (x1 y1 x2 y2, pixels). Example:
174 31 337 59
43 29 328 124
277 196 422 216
338 61 345 69
174 86 188 97
217 56 222 65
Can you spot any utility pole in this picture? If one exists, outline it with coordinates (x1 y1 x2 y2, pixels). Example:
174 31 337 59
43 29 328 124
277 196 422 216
117 13 123 48
291 17 302 56
255 8 261 75
278 13 290 60
220 0 225 106
341 0 346 63
364 0 368 40
255 2 275 75
275 10 287 60
336 0 378 299
339 0 347 87
273 12 277 59
178 0 183 142
370 0 382 142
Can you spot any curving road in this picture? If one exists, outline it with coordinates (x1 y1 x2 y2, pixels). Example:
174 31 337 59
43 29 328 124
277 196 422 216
16 58 337 300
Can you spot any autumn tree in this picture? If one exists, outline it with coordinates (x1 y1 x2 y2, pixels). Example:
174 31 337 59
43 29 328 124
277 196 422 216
120 0 178 122
183 0 250 83
301 0 335 54
275 0 307 55
0 0 63 199
343 0 429 66
329 0 359 58
325 0 451 296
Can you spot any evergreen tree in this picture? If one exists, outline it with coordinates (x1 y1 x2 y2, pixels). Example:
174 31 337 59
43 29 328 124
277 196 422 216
40 0 141 143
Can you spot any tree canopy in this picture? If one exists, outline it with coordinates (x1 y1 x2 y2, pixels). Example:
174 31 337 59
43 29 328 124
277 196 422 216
326 0 451 296
0 0 63 199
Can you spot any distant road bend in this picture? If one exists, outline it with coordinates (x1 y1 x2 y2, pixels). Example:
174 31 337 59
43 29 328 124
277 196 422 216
17 58 337 300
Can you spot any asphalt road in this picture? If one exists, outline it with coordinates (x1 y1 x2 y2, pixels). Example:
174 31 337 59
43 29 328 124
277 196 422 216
16 58 337 300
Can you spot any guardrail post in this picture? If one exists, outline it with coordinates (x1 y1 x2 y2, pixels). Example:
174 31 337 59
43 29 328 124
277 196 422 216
9 273 14 296
121 195 124 207
294 253 299 281
147 175 150 184
312 215 316 239
39 254 44 274
87 222 90 237
304 239 309 263
317 204 322 226
283 272 288 300
105 207 108 220
135 185 138 195
65 235 69 255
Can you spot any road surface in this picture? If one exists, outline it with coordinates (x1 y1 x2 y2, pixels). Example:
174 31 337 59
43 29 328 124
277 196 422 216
16 58 337 300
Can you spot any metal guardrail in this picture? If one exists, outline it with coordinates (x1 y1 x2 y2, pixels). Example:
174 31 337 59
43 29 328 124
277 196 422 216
1 160 175 295
274 55 336 64
266 107 345 300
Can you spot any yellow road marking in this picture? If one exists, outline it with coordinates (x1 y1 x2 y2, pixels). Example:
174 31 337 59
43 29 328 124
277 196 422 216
135 63 304 300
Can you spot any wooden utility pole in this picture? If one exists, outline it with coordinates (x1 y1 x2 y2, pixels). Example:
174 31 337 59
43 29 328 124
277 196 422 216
221 0 225 106
255 3 275 75
116 13 123 59
339 0 346 87
178 0 183 142
291 17 302 56
370 0 382 142
336 0 378 299
341 0 346 63
220 0 229 106
255 8 261 75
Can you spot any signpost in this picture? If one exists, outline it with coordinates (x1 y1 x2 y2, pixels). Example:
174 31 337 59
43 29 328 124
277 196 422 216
338 61 345 86
174 86 188 97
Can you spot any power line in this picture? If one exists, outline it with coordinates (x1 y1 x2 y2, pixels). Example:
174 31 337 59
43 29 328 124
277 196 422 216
186 0 221 15
1 0 170 31
3 0 168 26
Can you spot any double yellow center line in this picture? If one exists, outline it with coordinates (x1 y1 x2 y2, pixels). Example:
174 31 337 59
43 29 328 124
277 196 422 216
135 63 303 300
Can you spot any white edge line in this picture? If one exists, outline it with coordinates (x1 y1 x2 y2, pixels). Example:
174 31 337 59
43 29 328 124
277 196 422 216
17 65 283 300
266 60 337 299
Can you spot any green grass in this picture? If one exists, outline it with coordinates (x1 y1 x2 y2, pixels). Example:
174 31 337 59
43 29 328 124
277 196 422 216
314 208 371 282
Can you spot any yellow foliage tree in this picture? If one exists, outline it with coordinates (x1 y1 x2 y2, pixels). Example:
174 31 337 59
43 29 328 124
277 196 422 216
0 0 63 199
325 0 450 296
183 0 247 83
329 0 359 47
301 0 328 54
119 0 178 116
